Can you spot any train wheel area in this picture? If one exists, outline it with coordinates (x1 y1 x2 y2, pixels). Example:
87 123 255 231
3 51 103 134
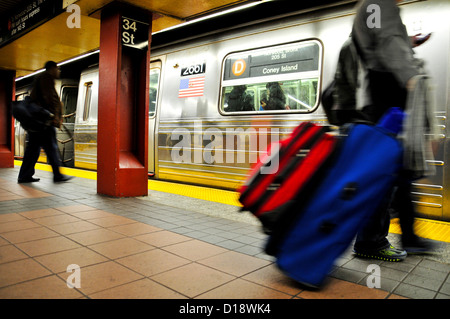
0 163 449 300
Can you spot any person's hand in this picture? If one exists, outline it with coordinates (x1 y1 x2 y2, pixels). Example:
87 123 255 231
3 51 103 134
406 77 418 91
260 101 266 109
411 33 431 47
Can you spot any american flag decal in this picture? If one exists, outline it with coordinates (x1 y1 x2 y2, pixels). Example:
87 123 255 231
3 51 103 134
178 76 205 98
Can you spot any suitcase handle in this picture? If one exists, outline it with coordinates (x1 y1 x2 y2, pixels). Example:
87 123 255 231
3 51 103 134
341 182 359 200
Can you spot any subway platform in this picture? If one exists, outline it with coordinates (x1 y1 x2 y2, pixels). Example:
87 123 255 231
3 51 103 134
0 163 450 302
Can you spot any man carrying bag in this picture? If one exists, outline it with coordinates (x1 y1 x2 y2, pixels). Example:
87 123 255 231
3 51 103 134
16 61 73 183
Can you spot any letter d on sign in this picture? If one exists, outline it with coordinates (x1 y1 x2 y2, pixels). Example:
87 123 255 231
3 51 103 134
232 59 246 76
67 264 81 288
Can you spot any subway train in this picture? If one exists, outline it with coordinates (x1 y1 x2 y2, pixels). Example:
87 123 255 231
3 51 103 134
14 0 450 222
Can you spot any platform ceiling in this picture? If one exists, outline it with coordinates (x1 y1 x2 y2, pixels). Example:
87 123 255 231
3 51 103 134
0 0 259 78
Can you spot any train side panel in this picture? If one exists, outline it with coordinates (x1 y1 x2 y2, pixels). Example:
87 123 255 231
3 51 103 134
73 67 99 171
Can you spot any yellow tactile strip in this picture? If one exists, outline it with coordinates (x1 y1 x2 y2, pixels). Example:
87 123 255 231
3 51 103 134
389 218 450 243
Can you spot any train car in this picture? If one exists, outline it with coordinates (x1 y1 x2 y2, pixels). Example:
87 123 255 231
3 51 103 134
15 0 450 222
14 78 78 165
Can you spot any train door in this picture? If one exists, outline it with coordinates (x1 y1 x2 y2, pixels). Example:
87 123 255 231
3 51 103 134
13 92 29 159
58 85 78 167
148 61 162 174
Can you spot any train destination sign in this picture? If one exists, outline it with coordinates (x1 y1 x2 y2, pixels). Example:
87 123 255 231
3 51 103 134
223 42 320 82
121 17 149 50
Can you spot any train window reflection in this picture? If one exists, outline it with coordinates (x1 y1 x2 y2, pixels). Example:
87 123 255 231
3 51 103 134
61 86 78 124
83 82 93 121
220 40 322 114
149 66 161 117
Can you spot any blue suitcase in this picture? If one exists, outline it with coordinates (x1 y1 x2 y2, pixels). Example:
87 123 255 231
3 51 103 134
272 123 403 288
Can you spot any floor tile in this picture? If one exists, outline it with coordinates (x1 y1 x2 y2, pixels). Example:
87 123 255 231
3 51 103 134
15 236 81 257
56 205 99 214
393 282 437 299
46 220 100 235
108 222 161 236
297 278 389 299
0 245 29 264
35 247 109 273
0 237 9 246
57 261 143 295
19 208 64 219
88 237 154 259
0 219 41 233
70 210 116 220
0 275 84 299
196 278 292 299
198 251 271 277
403 273 444 292
151 263 235 298
0 258 51 288
90 278 187 299
0 227 59 244
242 264 304 296
0 194 23 201
388 293 409 299
134 230 192 247
89 215 137 227
163 240 228 261
0 213 28 223
66 228 125 246
116 249 191 276
33 214 81 227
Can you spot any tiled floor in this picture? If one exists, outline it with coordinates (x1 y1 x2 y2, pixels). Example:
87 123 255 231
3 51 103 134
0 166 449 300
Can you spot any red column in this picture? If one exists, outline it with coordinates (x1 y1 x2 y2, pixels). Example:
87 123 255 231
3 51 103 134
0 70 15 168
97 4 151 197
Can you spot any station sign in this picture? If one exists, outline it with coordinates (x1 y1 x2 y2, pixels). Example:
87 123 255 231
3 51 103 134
222 42 320 81
121 16 149 50
0 0 62 48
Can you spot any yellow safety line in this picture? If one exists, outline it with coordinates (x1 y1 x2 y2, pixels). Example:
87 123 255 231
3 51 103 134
389 218 450 243
14 160 97 180
147 179 242 206
16 160 450 243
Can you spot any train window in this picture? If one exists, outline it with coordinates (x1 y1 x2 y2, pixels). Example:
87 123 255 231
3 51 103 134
61 86 78 124
83 82 93 121
16 92 31 101
149 61 161 118
220 40 322 114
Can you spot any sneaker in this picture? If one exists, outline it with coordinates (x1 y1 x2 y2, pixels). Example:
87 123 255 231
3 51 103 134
354 245 407 262
402 237 436 255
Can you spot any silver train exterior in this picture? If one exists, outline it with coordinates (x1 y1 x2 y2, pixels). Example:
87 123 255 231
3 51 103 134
14 0 450 222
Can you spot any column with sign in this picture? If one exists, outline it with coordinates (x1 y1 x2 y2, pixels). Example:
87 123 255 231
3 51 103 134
122 17 148 50
98 5 152 197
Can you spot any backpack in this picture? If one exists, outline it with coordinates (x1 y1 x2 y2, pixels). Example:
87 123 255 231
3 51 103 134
12 96 53 132
321 37 360 126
